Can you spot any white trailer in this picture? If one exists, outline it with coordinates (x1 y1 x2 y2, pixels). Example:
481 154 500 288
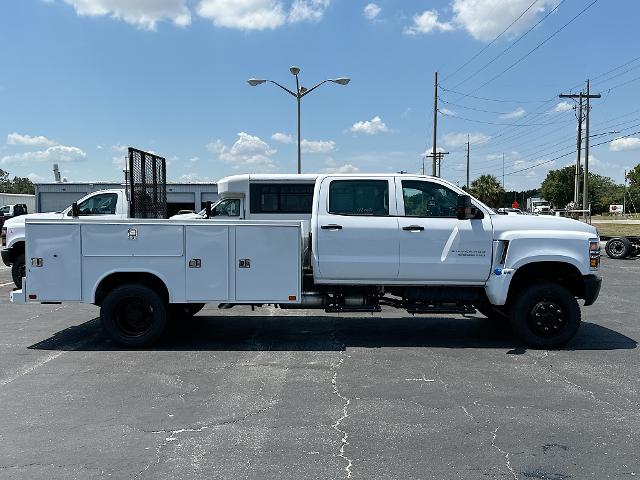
11 174 602 349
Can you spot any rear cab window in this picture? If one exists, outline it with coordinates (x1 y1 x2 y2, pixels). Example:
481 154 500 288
328 179 389 216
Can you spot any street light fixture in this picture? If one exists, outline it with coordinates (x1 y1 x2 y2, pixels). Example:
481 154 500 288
248 66 350 174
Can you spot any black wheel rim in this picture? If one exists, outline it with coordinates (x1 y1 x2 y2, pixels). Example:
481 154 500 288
609 240 625 256
528 300 567 337
113 296 154 337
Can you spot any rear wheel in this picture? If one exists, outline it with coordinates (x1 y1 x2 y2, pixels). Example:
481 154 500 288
11 253 25 289
100 284 168 347
509 283 581 348
605 237 631 259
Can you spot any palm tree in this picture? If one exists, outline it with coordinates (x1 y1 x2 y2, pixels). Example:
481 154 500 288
470 174 504 207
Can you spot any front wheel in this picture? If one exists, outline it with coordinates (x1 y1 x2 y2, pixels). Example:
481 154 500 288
100 284 168 347
11 253 25 289
509 283 581 348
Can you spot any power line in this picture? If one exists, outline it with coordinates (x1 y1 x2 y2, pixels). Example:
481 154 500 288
448 0 567 91
438 108 571 127
438 86 549 104
467 0 600 95
442 0 541 82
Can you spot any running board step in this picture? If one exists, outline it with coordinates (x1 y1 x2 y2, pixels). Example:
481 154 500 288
325 305 382 313
407 305 475 315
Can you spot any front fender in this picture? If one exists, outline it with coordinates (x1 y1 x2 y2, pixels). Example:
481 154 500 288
484 236 591 306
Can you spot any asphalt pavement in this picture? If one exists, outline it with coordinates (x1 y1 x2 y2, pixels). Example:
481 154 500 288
0 259 638 479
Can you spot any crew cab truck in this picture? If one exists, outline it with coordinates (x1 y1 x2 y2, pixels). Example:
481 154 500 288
11 174 602 348
2 189 127 288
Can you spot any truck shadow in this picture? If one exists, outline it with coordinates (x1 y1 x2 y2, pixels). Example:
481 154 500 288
29 314 637 352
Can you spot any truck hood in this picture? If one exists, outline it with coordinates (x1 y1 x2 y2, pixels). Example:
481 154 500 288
3 212 65 227
491 214 598 239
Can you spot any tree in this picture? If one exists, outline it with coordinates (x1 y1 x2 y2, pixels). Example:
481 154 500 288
627 163 640 186
540 166 624 213
0 169 35 194
470 174 504 207
540 166 575 208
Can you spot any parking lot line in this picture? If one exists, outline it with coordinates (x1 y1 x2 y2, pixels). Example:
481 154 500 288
0 282 15 287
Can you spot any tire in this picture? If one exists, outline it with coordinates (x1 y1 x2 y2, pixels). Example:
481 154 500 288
509 283 581 348
605 237 631 259
168 303 205 320
100 284 168 347
11 253 25 289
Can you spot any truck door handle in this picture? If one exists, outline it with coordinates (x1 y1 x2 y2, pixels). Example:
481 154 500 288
402 225 424 231
321 224 342 230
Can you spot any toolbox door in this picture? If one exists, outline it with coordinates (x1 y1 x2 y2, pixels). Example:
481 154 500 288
26 223 81 301
185 225 230 302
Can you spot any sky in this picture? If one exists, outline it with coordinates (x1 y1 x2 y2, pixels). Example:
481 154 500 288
1 0 639 191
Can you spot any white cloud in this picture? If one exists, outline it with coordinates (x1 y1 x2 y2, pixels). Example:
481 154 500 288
451 0 558 41
349 116 389 135
178 173 212 182
610 137 640 152
1 145 87 165
439 108 457 117
288 0 330 23
7 132 56 147
206 139 226 154
553 101 573 112
404 1 558 41
111 144 127 153
363 3 381 21
197 0 285 30
322 163 360 174
443 132 490 148
301 139 335 153
404 9 453 35
271 132 293 144
63 0 191 30
213 132 277 171
499 107 526 119
27 173 47 183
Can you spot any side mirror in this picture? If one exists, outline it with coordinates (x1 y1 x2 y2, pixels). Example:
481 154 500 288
71 202 80 217
456 195 483 220
205 201 212 219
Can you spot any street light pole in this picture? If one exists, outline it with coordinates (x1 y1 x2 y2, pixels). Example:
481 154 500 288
248 67 350 174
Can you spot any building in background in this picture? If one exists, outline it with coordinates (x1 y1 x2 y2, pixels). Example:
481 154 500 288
34 182 218 216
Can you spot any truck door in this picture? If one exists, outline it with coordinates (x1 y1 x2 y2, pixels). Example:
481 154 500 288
315 178 399 281
395 178 493 283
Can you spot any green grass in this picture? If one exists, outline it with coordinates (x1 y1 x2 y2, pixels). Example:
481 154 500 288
593 223 640 238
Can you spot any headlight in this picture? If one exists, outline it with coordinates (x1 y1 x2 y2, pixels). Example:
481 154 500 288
589 238 600 269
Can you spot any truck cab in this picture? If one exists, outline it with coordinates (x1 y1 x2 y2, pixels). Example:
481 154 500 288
1 189 127 288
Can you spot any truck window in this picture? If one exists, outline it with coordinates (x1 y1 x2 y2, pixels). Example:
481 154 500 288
328 180 389 216
250 183 313 214
213 199 240 217
72 193 118 216
402 180 458 218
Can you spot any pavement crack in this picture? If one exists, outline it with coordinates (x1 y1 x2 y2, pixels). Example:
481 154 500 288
491 426 518 480
331 354 353 479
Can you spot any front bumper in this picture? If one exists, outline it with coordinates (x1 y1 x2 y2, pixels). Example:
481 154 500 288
582 274 602 306
1 247 14 267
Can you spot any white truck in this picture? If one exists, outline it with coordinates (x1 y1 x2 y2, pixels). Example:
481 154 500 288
527 197 552 215
2 189 128 288
10 174 602 348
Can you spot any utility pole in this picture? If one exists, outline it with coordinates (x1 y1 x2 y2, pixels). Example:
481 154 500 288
582 79 600 218
426 151 449 178
502 152 505 189
466 134 470 190
560 84 600 209
432 71 438 177
623 169 627 214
